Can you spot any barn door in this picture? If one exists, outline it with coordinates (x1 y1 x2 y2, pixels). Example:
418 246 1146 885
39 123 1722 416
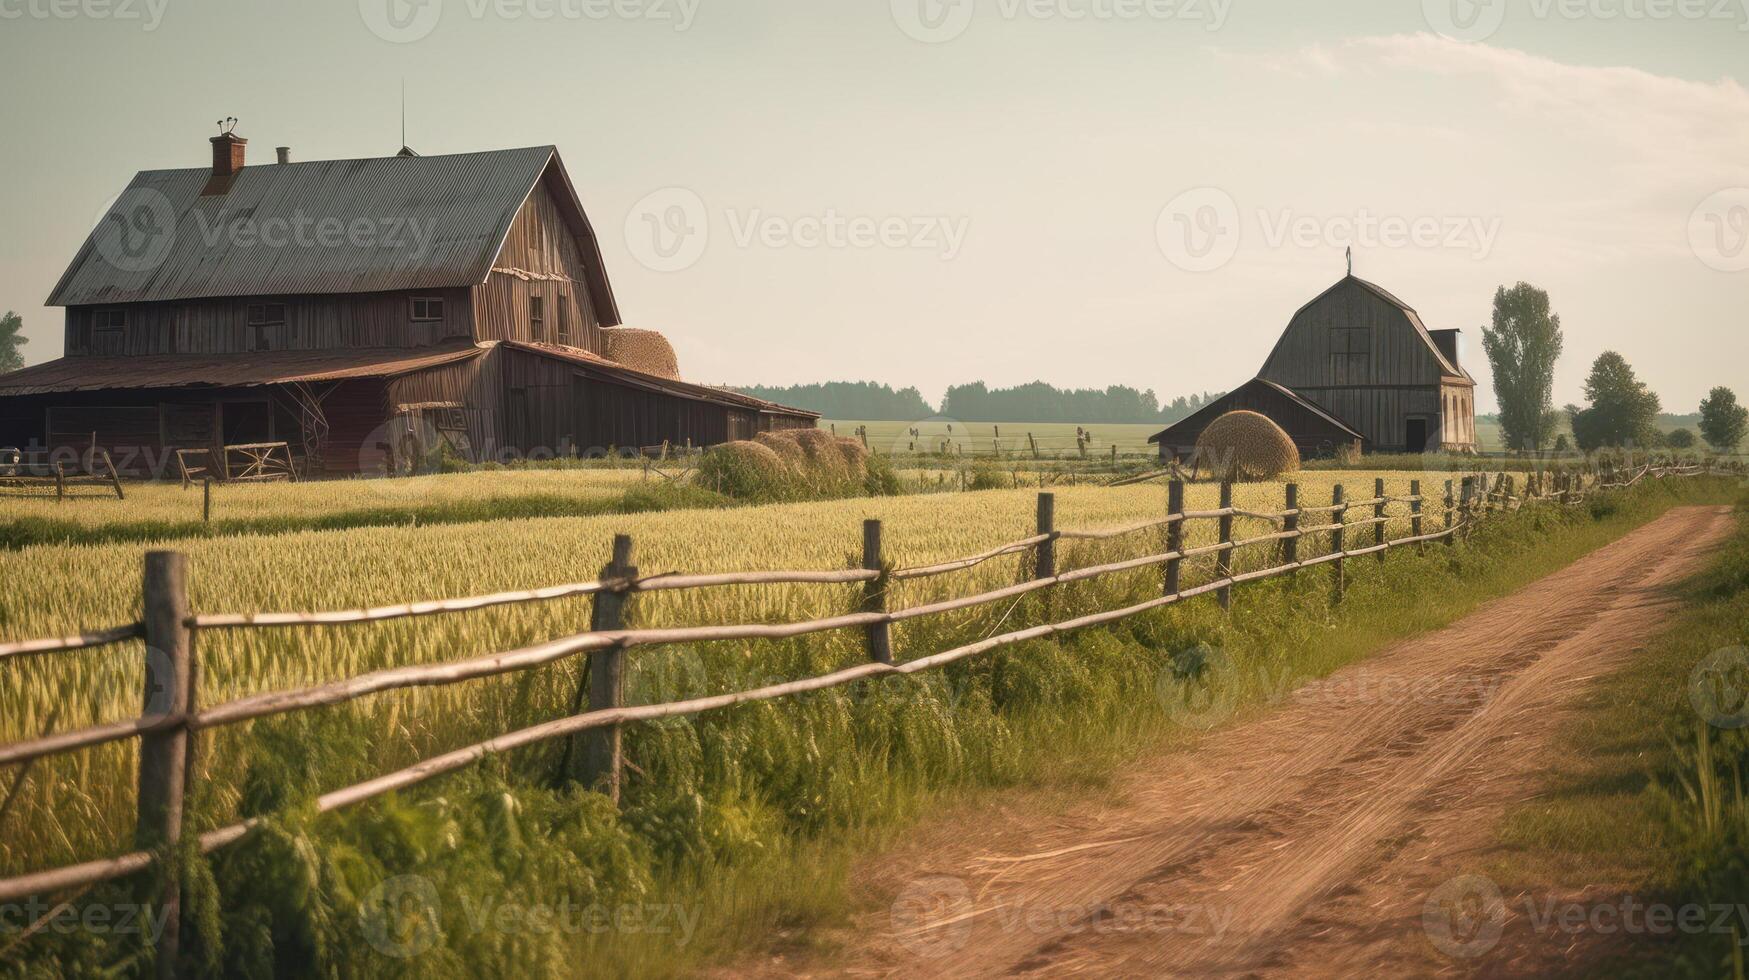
1405 417 1428 453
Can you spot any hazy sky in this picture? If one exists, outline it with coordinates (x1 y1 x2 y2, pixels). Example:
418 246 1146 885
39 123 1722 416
1 0 1744 413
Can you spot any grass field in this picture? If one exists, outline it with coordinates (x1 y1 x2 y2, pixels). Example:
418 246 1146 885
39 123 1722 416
1 467 1734 975
821 419 1164 456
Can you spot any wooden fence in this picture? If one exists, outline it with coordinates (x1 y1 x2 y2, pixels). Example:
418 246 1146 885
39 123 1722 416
0 461 1720 972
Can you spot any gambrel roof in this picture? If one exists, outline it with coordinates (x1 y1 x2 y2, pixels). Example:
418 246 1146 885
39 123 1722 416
1263 274 1474 385
46 146 620 325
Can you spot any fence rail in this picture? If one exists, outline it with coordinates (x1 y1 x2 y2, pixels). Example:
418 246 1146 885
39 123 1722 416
0 460 1726 968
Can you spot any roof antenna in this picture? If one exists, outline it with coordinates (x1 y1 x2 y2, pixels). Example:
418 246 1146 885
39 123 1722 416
396 79 419 157
1345 245 1353 277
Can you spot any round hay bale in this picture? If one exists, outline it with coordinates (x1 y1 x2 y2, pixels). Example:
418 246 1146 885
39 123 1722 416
834 437 869 479
789 428 850 483
1193 411 1300 481
694 440 788 499
753 430 806 473
600 327 681 380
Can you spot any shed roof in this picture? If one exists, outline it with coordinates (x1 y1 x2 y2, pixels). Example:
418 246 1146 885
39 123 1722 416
0 345 482 397
46 146 620 326
505 341 820 419
1148 377 1365 445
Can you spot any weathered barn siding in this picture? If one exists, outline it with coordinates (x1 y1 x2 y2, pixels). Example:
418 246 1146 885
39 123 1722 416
1255 277 1472 452
386 349 504 461
66 287 474 356
473 179 606 351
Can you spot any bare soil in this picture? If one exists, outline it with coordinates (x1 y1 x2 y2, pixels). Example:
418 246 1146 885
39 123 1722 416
729 505 1738 979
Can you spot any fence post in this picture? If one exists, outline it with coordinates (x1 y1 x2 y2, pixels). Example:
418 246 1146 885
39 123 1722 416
1461 476 1476 541
862 519 893 665
1216 482 1234 611
138 551 192 980
1443 479 1455 547
1410 479 1424 555
1331 485 1346 605
1035 492 1056 580
580 534 635 804
1373 477 1387 563
1165 480 1184 596
1283 482 1299 571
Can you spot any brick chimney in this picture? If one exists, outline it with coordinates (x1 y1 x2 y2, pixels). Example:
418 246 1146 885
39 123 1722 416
211 131 247 176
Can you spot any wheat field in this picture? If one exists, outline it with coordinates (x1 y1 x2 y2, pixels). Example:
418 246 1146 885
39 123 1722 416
0 471 1450 877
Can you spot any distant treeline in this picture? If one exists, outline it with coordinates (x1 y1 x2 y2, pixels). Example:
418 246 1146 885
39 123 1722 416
734 380 1224 423
735 381 935 420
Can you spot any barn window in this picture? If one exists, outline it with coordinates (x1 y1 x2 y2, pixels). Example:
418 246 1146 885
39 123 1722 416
530 296 545 342
556 295 572 347
411 297 445 322
247 303 285 352
91 309 127 352
1329 327 1370 384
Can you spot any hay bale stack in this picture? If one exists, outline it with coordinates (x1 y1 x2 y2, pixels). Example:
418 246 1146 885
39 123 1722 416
1193 411 1300 481
834 437 869 478
600 327 681 380
790 428 850 483
754 430 807 473
695 440 788 498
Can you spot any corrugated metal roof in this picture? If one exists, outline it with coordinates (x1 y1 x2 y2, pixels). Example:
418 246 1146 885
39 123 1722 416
0 346 483 397
507 341 820 418
47 146 563 307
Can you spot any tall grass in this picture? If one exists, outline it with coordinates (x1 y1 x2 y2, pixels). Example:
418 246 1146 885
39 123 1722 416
0 474 1731 976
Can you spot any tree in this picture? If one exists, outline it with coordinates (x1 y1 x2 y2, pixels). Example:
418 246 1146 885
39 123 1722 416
0 311 25 374
1699 386 1748 452
1665 427 1695 449
1480 284 1563 451
1567 352 1660 451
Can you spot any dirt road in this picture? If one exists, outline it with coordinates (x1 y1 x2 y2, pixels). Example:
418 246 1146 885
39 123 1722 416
745 505 1737 978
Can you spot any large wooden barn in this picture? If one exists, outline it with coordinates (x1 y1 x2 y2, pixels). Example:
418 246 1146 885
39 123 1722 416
0 131 816 476
1151 274 1477 459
